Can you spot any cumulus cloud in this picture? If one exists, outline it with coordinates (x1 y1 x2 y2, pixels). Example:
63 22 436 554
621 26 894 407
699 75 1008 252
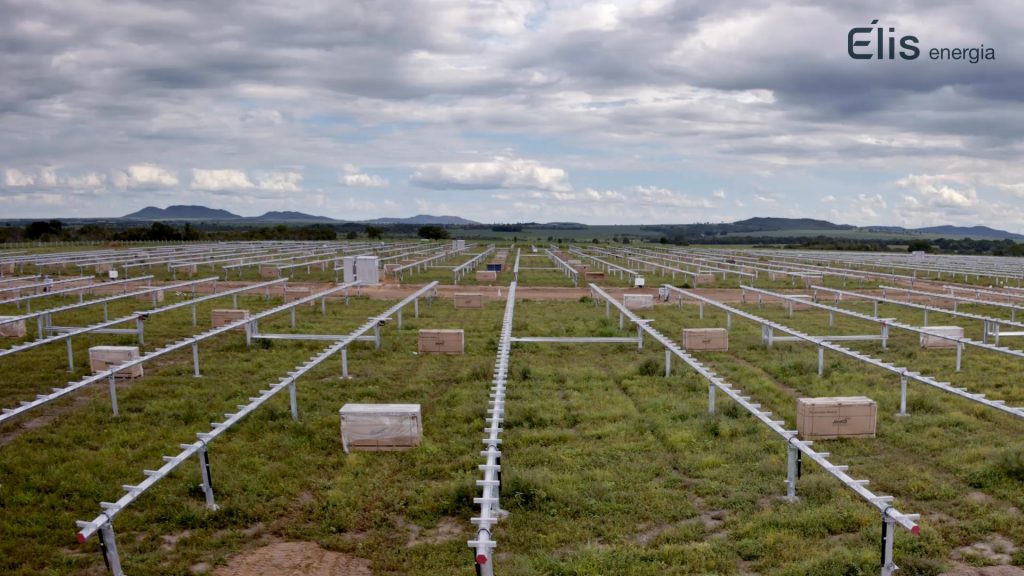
410 156 571 192
113 164 180 189
897 174 978 209
4 169 36 187
340 173 388 187
820 195 836 203
191 169 254 191
256 171 303 192
712 189 726 199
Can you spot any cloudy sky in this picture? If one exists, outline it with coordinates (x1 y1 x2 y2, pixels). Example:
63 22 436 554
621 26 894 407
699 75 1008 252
1 0 1022 227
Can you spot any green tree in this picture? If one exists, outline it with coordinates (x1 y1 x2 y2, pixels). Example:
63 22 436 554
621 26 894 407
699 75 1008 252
417 225 450 240
366 225 385 239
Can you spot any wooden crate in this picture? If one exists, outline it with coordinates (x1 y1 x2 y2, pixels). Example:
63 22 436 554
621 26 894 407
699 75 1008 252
476 270 497 282
797 397 876 440
0 316 27 338
418 329 465 355
682 328 728 351
212 309 250 330
454 293 484 309
340 404 422 453
919 326 963 349
584 271 605 281
260 265 281 279
573 264 591 274
89 346 144 380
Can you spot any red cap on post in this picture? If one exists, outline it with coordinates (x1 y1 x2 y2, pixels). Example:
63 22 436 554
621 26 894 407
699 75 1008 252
476 554 488 564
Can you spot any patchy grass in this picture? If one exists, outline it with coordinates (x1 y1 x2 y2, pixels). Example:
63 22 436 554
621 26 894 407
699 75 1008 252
1 282 1023 575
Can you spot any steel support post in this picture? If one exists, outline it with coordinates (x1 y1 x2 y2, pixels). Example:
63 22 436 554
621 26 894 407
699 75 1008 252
664 349 671 377
726 312 732 330
104 302 109 321
619 311 624 331
699 302 704 319
232 294 238 307
398 309 403 330
197 444 217 510
880 515 898 576
192 343 200 377
636 325 643 350
108 374 119 416
785 442 799 500
955 343 962 371
828 311 834 328
817 345 824 376
136 318 144 345
98 522 125 576
191 304 197 327
874 301 879 318
414 297 419 318
66 337 74 372
289 381 299 421
341 347 349 378
321 298 327 316
923 309 928 326
374 324 381 350
898 374 908 416
708 383 716 414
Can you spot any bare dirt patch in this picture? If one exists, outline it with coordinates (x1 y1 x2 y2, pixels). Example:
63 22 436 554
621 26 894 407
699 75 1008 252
396 516 463 548
212 541 372 576
941 566 1024 576
950 534 1019 565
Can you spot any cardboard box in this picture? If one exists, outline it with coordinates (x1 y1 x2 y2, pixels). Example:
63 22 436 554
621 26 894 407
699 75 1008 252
284 286 313 305
476 270 497 282
623 293 654 310
682 328 728 351
135 289 164 303
454 293 484 309
0 316 27 338
584 271 605 281
340 404 422 453
574 264 591 274
567 259 583 266
89 345 144 380
260 265 281 279
919 326 964 349
797 397 876 440
212 309 250 330
418 329 465 355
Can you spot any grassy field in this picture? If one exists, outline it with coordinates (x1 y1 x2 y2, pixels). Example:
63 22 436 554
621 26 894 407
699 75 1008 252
2 270 1024 574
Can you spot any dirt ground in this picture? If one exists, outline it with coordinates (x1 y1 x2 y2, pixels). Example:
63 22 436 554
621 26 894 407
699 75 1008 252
211 541 372 576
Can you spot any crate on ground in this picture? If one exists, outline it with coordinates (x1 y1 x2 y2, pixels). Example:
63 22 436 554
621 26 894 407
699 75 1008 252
797 397 876 440
454 293 484 309
340 404 422 453
682 328 728 351
574 264 591 274
623 293 654 310
919 326 964 349
212 309 250 330
284 286 313 305
89 346 144 380
0 263 14 274
584 271 605 281
476 270 497 282
260 265 281 279
418 329 465 354
0 316 27 338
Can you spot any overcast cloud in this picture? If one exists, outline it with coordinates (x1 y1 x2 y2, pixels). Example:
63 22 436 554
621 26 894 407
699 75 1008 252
0 0 1022 228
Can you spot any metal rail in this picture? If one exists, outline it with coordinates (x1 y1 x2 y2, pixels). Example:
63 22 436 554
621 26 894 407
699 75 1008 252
468 281 515 575
0 282 356 427
74 282 439 574
453 246 496 283
665 286 1024 422
544 249 578 286
1 276 154 312
593 283 919 575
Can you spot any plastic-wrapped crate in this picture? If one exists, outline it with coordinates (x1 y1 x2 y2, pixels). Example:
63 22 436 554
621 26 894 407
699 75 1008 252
476 270 497 282
623 294 653 310
0 316 27 338
89 346 144 380
340 404 422 452
919 326 963 349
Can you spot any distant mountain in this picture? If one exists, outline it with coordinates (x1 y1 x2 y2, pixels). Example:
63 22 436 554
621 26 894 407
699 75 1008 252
729 217 854 232
123 205 241 220
363 214 480 225
912 225 1024 240
252 211 340 223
